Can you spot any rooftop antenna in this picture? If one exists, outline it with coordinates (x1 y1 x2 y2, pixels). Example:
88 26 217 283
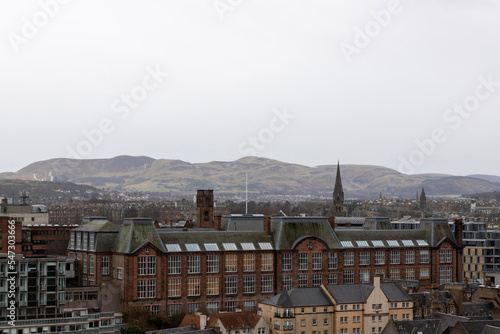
245 173 248 214
19 190 29 206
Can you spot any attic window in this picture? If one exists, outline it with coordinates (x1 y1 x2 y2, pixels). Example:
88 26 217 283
340 241 354 248
356 241 369 247
223 243 237 251
241 243 256 250
372 240 385 247
387 240 400 247
204 243 219 251
165 244 181 252
416 240 429 246
185 244 201 252
402 240 414 246
258 242 273 250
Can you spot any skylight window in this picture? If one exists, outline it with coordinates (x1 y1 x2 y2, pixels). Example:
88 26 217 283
387 240 400 247
223 243 237 251
165 244 181 252
340 241 354 248
258 242 273 250
241 243 256 250
417 240 429 246
402 240 414 246
372 240 385 247
204 243 219 251
356 241 369 247
185 243 201 252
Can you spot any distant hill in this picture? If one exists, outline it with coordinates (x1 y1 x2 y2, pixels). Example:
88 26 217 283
467 174 500 184
0 172 13 180
0 179 108 203
6 156 500 199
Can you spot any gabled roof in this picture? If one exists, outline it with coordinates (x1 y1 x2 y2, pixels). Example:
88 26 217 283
419 218 457 247
211 311 261 330
270 217 340 250
324 284 374 304
178 316 201 330
260 287 333 307
381 283 413 302
112 218 165 253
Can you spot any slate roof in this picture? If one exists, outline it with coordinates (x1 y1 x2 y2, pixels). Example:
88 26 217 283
260 287 333 307
385 319 441 334
324 284 374 304
73 219 120 232
222 214 265 231
463 302 495 316
429 312 470 334
158 230 274 252
325 282 411 304
112 218 166 253
381 283 413 302
362 217 393 230
419 218 457 247
270 216 341 250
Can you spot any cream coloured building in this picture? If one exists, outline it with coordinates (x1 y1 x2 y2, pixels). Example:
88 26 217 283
259 277 412 334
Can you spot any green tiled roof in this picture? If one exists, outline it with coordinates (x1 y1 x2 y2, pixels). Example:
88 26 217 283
158 230 273 251
73 219 121 232
419 218 457 247
270 217 341 250
112 218 166 253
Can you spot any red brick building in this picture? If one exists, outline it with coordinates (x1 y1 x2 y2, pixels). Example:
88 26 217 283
67 212 463 316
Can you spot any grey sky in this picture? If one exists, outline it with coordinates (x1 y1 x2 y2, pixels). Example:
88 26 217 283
1 0 499 176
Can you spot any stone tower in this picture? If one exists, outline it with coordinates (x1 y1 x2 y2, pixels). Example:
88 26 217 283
196 189 214 228
420 187 427 214
333 161 345 215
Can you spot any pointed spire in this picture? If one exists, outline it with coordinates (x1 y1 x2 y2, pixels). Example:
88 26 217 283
334 161 343 193
333 161 345 215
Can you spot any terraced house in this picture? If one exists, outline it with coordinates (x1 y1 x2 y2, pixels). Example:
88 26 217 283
67 196 464 316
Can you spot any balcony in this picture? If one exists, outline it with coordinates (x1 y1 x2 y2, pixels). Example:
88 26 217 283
274 324 280 330
283 325 293 330
275 310 294 318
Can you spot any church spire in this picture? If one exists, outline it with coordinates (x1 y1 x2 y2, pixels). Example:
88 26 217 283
333 161 345 215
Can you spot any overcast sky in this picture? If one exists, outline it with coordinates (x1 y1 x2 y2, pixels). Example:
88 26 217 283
1 0 499 176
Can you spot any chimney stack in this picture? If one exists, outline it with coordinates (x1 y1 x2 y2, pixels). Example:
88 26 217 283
264 216 271 235
454 217 464 248
327 216 336 231
169 219 173 228
214 214 222 231
346 221 351 228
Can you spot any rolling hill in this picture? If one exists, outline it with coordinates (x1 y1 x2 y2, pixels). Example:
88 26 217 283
6 156 500 199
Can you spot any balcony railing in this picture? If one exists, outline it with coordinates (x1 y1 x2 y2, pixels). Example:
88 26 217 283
274 324 280 330
275 310 294 318
283 325 293 330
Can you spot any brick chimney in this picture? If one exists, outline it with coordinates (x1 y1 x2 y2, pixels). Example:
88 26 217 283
454 217 464 283
454 217 464 248
327 217 336 231
169 219 173 228
346 221 351 228
153 220 160 228
264 216 271 235
214 214 222 231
